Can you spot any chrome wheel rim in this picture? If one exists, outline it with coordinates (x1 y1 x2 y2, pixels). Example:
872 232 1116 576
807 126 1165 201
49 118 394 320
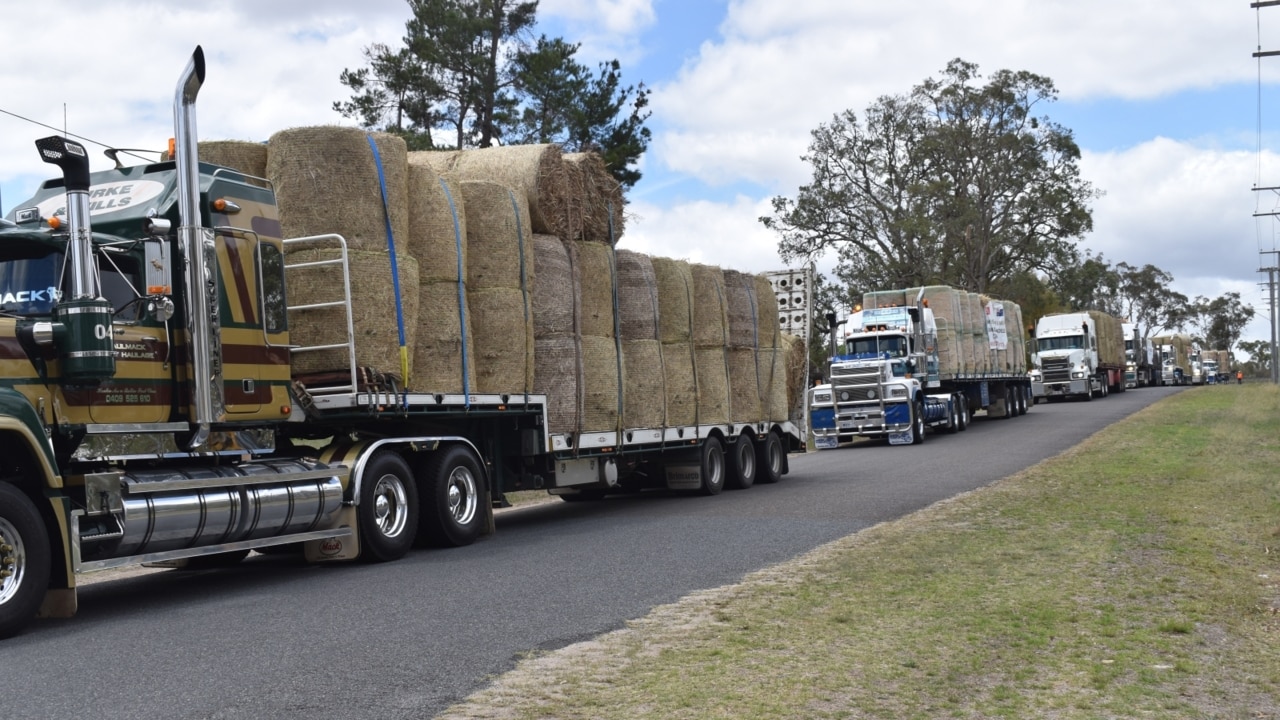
707 444 724 488
0 517 26 606
767 437 783 475
738 441 755 479
371 473 409 539
447 466 479 526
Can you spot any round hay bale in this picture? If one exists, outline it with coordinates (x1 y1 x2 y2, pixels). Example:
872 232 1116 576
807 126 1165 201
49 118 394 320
286 248 419 378
727 347 762 422
406 163 468 283
468 286 533 393
199 140 267 179
532 235 577 337
460 181 535 291
411 279 475 393
661 342 697 427
406 149 463 175
564 152 625 244
691 264 728 348
725 270 759 349
780 333 807 422
576 241 617 340
581 334 621 432
753 274 779 350
534 334 581 433
560 154 587 243
435 144 569 238
616 250 659 342
652 257 693 344
694 346 729 424
267 127 408 250
622 339 665 429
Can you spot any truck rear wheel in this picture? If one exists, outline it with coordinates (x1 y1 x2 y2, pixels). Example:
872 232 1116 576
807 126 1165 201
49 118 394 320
911 399 926 444
0 483 50 639
957 395 969 431
756 432 784 484
418 445 485 547
726 434 756 490
358 451 418 562
699 437 726 496
945 397 959 433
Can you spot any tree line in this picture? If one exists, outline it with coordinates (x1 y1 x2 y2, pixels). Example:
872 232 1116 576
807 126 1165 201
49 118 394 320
763 59 1256 363
333 0 651 190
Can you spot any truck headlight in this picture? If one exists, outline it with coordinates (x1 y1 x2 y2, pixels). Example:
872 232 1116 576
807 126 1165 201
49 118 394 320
1029 371 1041 381
1071 371 1086 379
888 386 908 398
813 393 831 403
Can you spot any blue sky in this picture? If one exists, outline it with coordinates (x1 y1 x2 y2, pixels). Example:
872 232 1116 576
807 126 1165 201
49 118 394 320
2 0 1278 350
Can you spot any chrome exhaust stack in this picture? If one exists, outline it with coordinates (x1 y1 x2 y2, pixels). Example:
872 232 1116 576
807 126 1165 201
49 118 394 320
173 46 222 448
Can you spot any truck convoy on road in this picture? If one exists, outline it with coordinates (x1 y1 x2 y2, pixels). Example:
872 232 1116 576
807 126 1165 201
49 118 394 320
809 286 1031 449
1030 311 1125 401
0 48 803 638
1123 322 1156 388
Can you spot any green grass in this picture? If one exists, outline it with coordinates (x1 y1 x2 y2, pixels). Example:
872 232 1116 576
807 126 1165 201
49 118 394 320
439 386 1280 720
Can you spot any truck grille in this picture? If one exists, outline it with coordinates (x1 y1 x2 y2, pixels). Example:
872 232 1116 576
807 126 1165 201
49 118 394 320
829 364 883 405
1041 357 1071 383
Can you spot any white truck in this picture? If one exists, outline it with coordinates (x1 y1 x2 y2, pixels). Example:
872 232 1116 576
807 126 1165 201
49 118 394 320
808 286 1030 449
1030 311 1126 401
1123 322 1156 388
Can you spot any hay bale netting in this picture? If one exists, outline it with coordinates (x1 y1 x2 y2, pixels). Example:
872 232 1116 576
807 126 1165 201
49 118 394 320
691 264 729 348
577 242 618 340
406 163 468 283
616 250 660 342
199 140 267 179
935 319 958 377
431 144 569 238
695 346 730 424
767 333 807 423
564 152 625 244
286 249 419 377
468 286 534 394
753 275 780 351
406 149 463 176
623 339 665 428
864 289 907 309
267 127 408 250
411 280 475 393
534 335 581 433
727 347 763 422
461 181 535 291
652 258 694 344
662 342 698 426
532 235 577 337
1010 303 1027 373
581 335 622 431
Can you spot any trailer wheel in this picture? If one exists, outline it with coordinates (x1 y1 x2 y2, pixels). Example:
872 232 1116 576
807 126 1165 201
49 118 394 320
416 445 486 547
0 483 50 639
945 397 959 434
699 437 726 496
956 394 969 431
726 434 756 490
911 399 926 445
358 451 418 561
756 432 784 484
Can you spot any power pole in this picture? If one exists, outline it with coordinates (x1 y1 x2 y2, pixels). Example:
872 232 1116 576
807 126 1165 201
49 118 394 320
1262 250 1280 383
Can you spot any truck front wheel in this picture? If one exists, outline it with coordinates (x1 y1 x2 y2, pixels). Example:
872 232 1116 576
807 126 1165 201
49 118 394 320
911 399 926 445
358 451 418 562
0 483 50 639
417 445 485 548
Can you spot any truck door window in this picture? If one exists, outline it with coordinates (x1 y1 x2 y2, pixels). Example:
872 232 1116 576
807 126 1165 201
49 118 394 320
0 247 60 316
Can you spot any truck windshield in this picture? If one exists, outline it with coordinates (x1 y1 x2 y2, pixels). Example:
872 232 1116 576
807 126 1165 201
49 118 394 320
1037 335 1083 352
0 246 61 316
844 334 906 358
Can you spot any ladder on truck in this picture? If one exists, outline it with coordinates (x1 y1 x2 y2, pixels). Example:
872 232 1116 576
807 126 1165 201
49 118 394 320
283 234 360 398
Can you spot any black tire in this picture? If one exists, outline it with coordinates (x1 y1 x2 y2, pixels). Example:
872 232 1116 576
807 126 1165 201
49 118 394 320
911 399 926 445
956 394 969 431
357 451 418 562
699 437 726 496
1019 387 1029 414
726 434 756 490
0 483 50 639
756 432 784 484
945 396 960 434
417 445 486 548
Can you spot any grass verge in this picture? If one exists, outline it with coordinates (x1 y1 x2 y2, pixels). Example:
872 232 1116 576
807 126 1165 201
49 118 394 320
439 385 1280 719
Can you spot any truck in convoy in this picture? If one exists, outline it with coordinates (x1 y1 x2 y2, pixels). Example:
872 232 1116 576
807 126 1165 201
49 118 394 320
1122 322 1156 388
0 47 804 637
1189 343 1205 385
808 286 1030 449
1029 310 1125 401
1151 333 1192 385
1201 348 1232 384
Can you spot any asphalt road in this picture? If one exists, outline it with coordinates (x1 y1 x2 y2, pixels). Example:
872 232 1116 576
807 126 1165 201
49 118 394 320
0 385 1185 719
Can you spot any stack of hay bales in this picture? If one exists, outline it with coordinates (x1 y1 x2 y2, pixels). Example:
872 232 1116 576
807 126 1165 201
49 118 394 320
691 264 731 424
651 258 698 426
920 286 962 376
460 180 534 394
267 127 419 378
1087 309 1124 368
575 241 622 431
616 250 665 429
725 270 764 423
753 275 781 419
531 235 581 433
564 153 626 244
198 140 267 179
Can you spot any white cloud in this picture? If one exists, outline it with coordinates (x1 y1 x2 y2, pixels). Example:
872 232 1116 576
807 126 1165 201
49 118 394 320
620 195 790 273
